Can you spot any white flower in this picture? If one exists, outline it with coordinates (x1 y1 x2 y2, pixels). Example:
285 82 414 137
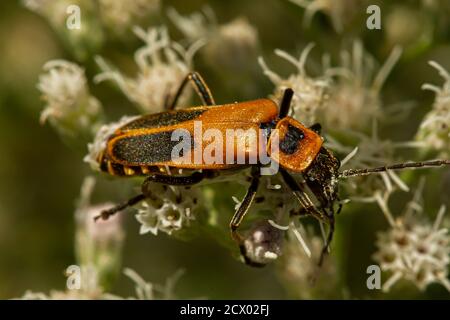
259 44 330 126
168 8 258 70
416 61 450 156
323 41 403 131
95 26 203 113
84 115 139 171
327 120 418 199
37 59 102 136
136 184 199 235
167 6 215 41
373 180 450 292
98 0 160 32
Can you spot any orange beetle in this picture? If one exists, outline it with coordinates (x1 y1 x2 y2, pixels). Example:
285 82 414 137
95 72 450 267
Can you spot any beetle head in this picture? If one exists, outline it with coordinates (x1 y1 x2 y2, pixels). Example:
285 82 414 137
302 147 341 212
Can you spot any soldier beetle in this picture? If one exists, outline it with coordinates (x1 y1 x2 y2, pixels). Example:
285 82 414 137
94 72 450 266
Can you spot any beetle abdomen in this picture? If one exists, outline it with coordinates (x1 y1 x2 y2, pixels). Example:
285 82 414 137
98 150 158 176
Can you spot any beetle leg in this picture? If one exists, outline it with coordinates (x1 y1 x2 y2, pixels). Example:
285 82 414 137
280 169 337 266
278 88 294 118
167 72 216 110
95 172 206 222
230 169 260 244
318 214 335 267
279 168 327 223
94 193 146 222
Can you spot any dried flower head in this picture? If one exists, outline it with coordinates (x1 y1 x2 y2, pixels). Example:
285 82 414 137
416 61 450 157
259 44 330 126
84 115 139 171
95 26 203 113
37 60 102 136
373 180 450 292
136 183 199 235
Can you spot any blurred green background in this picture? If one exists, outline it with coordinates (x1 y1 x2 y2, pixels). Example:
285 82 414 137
0 0 449 299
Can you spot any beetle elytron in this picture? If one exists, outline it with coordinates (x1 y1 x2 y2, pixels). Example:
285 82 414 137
94 72 450 266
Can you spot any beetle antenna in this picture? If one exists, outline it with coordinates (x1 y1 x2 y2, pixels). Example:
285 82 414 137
339 159 450 179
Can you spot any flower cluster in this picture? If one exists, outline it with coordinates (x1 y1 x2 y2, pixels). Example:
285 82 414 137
259 44 330 126
168 7 259 71
373 181 450 292
416 61 450 157
37 60 102 137
323 41 402 131
98 0 160 34
83 115 138 171
136 183 200 236
95 26 201 113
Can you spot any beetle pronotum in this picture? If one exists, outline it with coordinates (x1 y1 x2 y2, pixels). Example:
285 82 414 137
94 71 450 266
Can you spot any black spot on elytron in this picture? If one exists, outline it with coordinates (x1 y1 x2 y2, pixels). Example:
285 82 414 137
112 131 194 165
120 109 207 130
279 124 304 154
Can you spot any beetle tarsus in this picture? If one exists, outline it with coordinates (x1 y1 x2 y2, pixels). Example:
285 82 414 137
318 215 335 267
94 193 146 222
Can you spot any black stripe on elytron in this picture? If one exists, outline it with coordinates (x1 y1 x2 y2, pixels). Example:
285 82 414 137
111 131 194 165
120 109 207 130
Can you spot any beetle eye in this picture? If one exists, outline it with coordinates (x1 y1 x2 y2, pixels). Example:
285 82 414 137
279 124 304 154
309 123 322 134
